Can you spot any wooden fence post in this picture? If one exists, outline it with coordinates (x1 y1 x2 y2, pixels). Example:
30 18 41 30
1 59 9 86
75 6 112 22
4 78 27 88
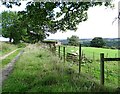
63 47 65 63
100 53 104 85
58 46 60 58
79 44 82 74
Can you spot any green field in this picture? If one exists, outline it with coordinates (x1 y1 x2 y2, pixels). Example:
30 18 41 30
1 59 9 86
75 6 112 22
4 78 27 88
57 45 118 60
56 45 119 88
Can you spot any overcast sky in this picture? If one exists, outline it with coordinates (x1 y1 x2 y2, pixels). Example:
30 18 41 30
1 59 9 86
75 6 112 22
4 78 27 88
0 0 119 40
48 0 119 39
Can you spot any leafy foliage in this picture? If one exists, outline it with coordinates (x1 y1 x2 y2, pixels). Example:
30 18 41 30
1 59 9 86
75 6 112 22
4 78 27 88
0 27 2 35
2 1 21 8
2 11 26 44
1 1 114 43
67 35 79 46
90 37 106 48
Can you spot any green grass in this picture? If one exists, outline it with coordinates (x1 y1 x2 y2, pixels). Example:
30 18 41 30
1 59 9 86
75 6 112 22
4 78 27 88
0 51 2 55
57 45 118 60
56 45 119 88
0 42 27 56
0 42 17 56
2 44 116 92
82 47 118 60
0 48 23 69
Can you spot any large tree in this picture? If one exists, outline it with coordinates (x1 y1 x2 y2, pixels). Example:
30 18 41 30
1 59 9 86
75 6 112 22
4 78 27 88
2 11 26 44
17 2 58 43
90 37 105 48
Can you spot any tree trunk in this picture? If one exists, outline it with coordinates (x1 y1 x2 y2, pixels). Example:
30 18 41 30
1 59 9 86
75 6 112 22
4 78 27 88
9 32 12 43
9 37 12 43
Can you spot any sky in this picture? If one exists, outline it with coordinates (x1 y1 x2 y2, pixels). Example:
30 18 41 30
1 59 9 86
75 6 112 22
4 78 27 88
0 0 119 40
48 1 119 39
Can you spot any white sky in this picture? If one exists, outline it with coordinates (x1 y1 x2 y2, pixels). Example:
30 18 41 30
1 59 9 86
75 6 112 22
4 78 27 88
0 0 119 40
48 1 119 39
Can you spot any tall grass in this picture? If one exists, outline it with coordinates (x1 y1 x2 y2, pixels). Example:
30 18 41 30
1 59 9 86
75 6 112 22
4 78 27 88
0 42 27 56
2 44 116 92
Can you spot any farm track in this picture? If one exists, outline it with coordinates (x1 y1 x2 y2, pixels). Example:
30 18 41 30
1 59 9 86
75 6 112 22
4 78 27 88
0 49 20 60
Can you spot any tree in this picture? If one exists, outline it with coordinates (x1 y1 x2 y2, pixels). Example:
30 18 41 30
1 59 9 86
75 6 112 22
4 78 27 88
90 37 105 48
19 2 114 31
0 28 2 35
2 11 26 44
0 13 2 35
1 1 114 43
17 2 57 43
18 2 114 43
67 35 79 46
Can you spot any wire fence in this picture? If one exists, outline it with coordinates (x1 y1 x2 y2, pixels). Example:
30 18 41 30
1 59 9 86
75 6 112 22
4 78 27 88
55 45 119 88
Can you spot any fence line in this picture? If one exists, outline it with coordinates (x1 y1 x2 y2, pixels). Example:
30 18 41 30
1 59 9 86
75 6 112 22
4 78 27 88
58 44 82 73
56 45 119 86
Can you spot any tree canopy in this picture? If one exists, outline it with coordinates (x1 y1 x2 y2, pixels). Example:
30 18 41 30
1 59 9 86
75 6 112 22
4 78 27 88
1 1 114 43
90 37 106 48
2 11 28 44
67 35 79 46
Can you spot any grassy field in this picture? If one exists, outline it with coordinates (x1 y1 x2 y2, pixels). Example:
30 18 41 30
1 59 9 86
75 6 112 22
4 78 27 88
57 45 118 60
2 44 117 92
56 45 119 89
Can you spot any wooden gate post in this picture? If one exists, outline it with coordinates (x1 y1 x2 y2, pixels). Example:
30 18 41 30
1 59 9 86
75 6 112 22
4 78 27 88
58 46 60 58
79 44 82 74
100 53 104 85
63 47 65 63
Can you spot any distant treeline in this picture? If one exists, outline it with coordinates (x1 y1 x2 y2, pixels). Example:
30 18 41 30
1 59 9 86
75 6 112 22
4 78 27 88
59 38 120 49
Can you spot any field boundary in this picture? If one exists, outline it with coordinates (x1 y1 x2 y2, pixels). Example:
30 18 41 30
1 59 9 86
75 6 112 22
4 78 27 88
56 45 119 88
